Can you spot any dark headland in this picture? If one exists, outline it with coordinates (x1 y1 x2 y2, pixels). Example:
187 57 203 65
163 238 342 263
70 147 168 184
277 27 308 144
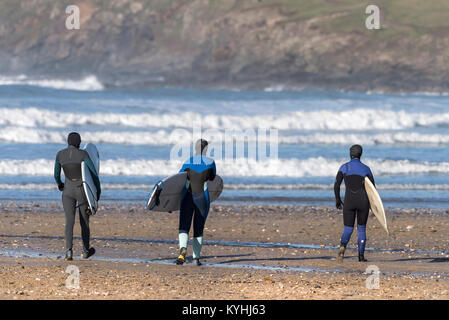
1 0 449 93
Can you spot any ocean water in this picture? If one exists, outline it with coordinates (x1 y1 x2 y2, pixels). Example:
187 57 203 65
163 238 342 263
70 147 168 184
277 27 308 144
1 76 449 208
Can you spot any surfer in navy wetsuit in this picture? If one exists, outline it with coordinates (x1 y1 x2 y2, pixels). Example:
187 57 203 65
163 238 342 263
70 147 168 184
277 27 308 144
54 132 100 261
334 145 375 262
176 139 216 266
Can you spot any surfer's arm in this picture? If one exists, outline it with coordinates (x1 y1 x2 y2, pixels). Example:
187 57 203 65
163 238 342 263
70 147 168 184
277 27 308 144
54 152 63 185
84 158 101 194
54 152 65 191
334 171 344 204
54 160 63 186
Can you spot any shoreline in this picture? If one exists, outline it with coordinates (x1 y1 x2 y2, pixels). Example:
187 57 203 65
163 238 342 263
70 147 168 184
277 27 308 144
2 200 449 212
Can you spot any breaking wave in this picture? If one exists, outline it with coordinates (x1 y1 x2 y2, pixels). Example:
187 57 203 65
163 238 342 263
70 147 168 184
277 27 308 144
3 126 449 146
1 158 449 177
2 182 449 191
0 75 103 91
3 107 449 131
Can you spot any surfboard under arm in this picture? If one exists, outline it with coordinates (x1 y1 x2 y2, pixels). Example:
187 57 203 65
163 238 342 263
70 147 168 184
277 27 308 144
147 173 223 213
364 177 388 235
81 143 100 215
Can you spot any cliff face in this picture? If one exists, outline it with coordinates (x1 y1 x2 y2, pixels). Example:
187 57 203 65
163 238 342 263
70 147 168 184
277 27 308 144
1 0 449 92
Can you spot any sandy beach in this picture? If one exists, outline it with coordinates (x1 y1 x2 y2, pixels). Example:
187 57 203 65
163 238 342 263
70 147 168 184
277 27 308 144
3 0 449 306
0 202 448 300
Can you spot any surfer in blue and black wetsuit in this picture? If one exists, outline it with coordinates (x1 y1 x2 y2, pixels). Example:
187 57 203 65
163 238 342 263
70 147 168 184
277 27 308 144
176 139 216 266
334 144 375 262
54 132 101 261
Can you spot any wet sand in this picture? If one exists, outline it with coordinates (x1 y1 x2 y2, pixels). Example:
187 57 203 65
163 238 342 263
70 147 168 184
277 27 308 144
0 202 448 300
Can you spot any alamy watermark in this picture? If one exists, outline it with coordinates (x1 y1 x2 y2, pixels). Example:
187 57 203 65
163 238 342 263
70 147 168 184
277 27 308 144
65 265 80 290
65 4 381 31
366 5 381 30
365 265 380 289
169 125 278 163
65 5 80 30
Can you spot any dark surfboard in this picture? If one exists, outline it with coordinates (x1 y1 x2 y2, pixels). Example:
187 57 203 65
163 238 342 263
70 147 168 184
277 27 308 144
147 172 223 212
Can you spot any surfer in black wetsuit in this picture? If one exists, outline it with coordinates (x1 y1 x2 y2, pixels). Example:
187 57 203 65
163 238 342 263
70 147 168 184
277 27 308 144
176 139 216 266
54 132 100 261
334 145 375 262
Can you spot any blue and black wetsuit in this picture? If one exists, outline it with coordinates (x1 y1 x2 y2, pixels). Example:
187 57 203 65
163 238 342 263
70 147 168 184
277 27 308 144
334 158 375 256
178 154 216 260
179 155 216 237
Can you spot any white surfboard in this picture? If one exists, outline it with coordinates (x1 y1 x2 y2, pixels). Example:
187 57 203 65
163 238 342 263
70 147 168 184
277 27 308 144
147 172 223 212
81 143 100 215
365 177 388 235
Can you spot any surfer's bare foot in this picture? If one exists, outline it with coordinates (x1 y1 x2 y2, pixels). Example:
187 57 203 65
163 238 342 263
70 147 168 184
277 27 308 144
176 248 187 265
337 245 345 263
358 254 368 262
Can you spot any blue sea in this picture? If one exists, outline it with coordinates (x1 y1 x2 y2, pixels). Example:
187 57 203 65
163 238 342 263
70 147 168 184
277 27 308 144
1 75 449 208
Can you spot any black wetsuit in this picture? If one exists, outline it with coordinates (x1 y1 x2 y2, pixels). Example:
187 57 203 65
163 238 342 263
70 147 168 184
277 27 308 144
54 145 100 251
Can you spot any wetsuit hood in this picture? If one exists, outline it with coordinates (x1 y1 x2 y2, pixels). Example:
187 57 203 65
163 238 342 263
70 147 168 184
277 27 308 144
195 139 208 156
350 144 362 159
67 132 81 148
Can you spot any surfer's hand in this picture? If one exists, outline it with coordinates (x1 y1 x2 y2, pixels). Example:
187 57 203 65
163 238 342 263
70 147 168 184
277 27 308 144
336 200 343 210
58 183 64 191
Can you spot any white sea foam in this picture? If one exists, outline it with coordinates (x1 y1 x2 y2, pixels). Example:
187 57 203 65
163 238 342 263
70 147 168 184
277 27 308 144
226 183 449 191
278 132 449 146
1 158 449 177
2 107 449 131
0 75 103 91
1 182 449 191
264 84 289 92
3 126 449 146
0 183 154 190
0 127 191 145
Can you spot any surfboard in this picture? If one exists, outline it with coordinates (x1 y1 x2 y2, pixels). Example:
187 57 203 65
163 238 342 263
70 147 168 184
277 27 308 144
147 172 223 212
81 143 100 215
364 177 388 235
